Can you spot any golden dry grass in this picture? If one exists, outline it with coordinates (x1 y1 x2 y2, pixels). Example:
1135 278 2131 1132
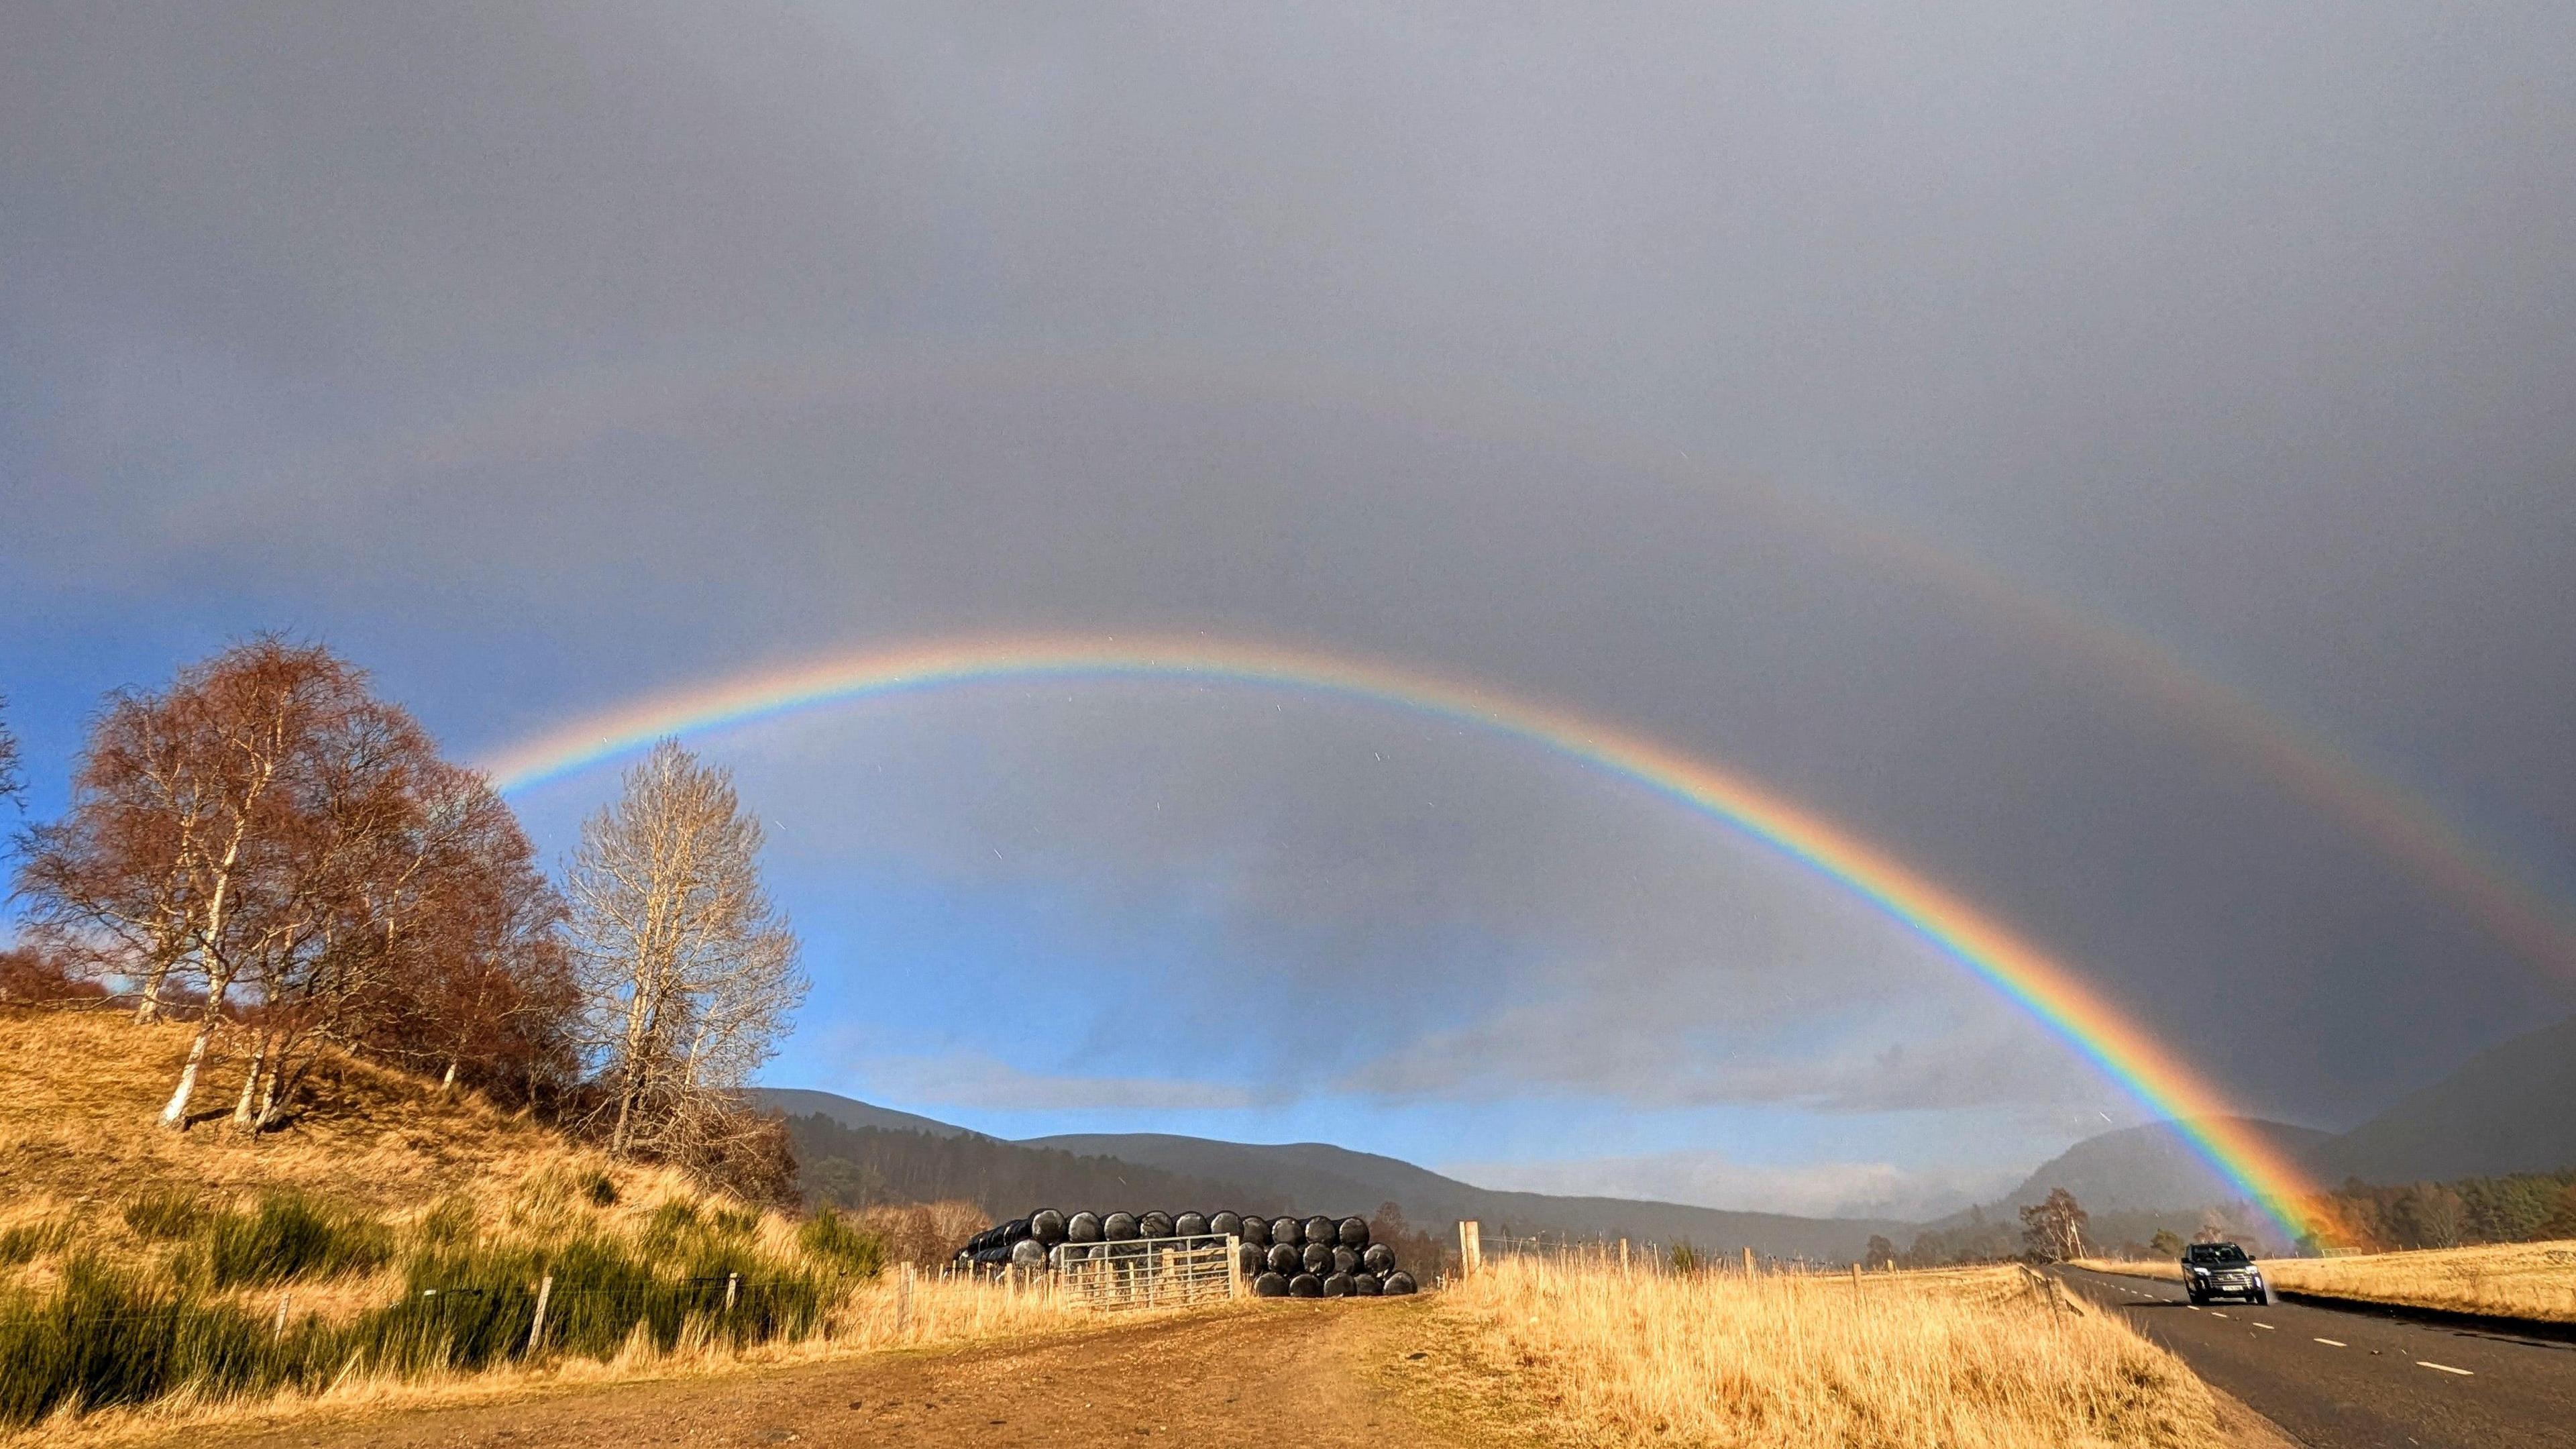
2078 1240 2576 1323
18 1266 1141 1449
0 1006 677 1239
0 1004 1173 1446
1413 1257 2222 1449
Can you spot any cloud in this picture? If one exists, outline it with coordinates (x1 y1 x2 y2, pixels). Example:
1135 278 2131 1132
1442 1148 2016 1222
7 1 2572 1150
1338 990 2118 1114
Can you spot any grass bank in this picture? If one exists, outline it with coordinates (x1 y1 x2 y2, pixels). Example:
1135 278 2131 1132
0 1007 1119 1444
2076 1239 2576 1324
1411 1257 2222 1448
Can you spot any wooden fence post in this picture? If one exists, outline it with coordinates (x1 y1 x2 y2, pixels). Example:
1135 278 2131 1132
1850 1263 1862 1289
1742 1246 1756 1277
527 1273 553 1354
896 1263 913 1336
274 1290 291 1338
1458 1220 1483 1275
1226 1234 1244 1299
725 1272 740 1312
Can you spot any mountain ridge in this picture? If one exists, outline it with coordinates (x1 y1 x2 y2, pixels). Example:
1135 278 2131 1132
756 1012 2576 1253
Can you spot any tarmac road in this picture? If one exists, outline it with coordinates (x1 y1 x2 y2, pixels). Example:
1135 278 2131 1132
2058 1265 2576 1448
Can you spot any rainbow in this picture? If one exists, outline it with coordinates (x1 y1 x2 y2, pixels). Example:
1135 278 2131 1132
482 633 2329 1244
377 343 2574 983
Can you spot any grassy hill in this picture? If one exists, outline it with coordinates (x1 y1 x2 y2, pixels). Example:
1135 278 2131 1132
0 1006 904 1436
3 1008 674 1231
2323 1014 2576 1184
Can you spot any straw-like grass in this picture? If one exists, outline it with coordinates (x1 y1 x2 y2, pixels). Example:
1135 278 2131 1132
2079 1239 2576 1323
1417 1257 2222 1448
0 1006 1002 1440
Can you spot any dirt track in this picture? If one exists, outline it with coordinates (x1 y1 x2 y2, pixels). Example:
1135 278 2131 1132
205 1299 1470 1449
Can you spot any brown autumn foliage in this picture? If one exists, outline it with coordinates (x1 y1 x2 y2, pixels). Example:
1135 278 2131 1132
0 943 105 1004
10 638 579 1132
847 1199 995 1270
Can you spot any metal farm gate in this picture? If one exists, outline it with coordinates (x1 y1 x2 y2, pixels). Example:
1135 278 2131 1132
1054 1233 1240 1309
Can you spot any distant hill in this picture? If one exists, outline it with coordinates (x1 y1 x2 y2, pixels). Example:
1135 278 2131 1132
2320 1014 2576 1184
754 1088 1911 1258
1994 1117 2335 1214
753 1086 990 1140
780 1114 1265 1220
761 1012 2576 1258
1032 1130 1915 1261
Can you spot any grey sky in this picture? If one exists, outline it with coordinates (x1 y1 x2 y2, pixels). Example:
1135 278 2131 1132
5 3 2571 1214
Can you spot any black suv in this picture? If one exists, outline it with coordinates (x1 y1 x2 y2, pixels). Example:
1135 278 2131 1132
2180 1241 2268 1305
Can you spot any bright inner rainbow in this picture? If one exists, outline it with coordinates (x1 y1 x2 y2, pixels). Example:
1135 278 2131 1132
482 634 2328 1244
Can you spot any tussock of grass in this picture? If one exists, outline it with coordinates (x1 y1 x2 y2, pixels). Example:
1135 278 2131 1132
1421 1258 2222 1448
2080 1239 2576 1324
796 1209 886 1277
191 1193 394 1289
0 1222 72 1268
117 1190 201 1242
0 1183 850 1430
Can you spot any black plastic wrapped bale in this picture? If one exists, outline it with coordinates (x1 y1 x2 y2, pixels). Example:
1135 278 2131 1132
1030 1209 1067 1244
1138 1210 1175 1239
1302 1216 1336 1246
1009 1238 1047 1270
1301 1242 1332 1274
1352 1272 1383 1297
1289 1273 1324 1298
1266 1243 1300 1274
1237 1214 1269 1247
1236 1241 1265 1279
1362 1243 1395 1274
1383 1271 1417 1295
1173 1212 1210 1238
1104 1212 1140 1241
1270 1217 1303 1248
1337 1216 1370 1249
1254 1271 1289 1297
1209 1210 1243 1240
1331 1246 1360 1276
1067 1211 1103 1243
1321 1272 1353 1297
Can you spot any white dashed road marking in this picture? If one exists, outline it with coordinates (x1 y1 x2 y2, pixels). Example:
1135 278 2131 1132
2416 1361 2473 1376
2253 1323 2275 1330
2314 1338 2345 1347
2211 1311 2229 1318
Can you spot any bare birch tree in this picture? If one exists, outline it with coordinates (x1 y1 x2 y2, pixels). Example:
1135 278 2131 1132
16 640 582 1131
11 688 206 1020
0 692 23 813
565 741 803 1165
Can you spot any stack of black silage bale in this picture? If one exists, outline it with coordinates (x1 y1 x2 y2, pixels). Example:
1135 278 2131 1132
954 1206 1418 1297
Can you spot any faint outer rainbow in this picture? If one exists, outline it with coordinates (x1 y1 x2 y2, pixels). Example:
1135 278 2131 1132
363 344 2575 983
482 633 2327 1244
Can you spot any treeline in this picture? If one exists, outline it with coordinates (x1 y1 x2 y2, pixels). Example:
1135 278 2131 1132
786 1115 1268 1220
3 639 806 1201
785 1114 1459 1277
2306 1169 2576 1250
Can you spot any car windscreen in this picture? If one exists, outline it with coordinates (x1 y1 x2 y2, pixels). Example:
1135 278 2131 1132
2186 1246 2247 1264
